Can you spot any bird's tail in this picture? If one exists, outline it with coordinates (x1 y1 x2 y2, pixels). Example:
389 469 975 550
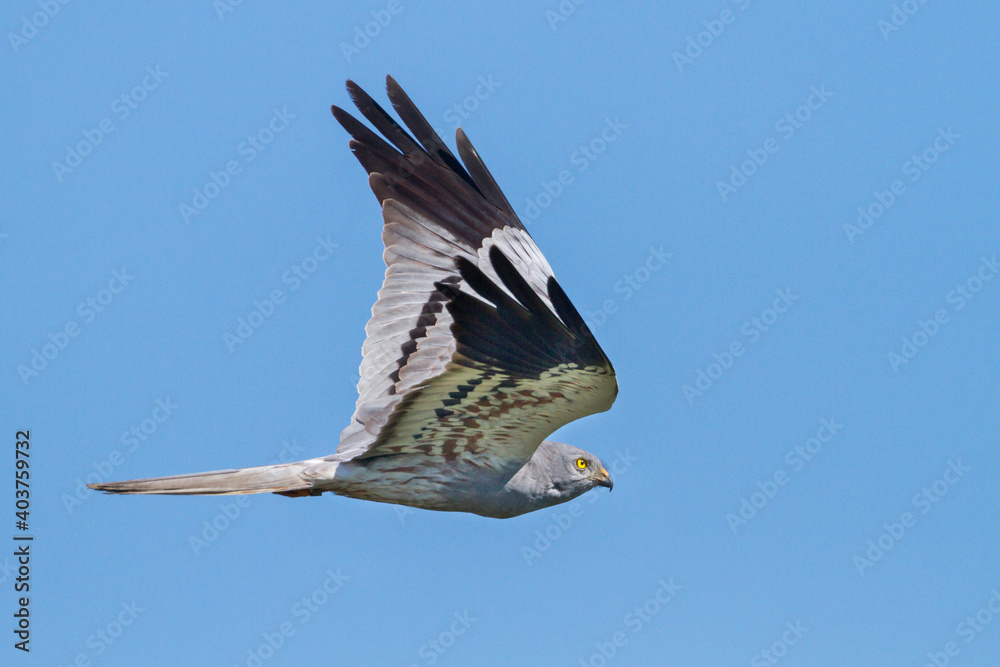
88 459 332 497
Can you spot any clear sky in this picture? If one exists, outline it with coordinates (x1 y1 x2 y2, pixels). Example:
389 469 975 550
3 1 1000 665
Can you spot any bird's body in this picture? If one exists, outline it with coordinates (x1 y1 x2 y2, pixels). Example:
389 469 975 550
92 440 608 519
321 440 606 518
91 76 618 518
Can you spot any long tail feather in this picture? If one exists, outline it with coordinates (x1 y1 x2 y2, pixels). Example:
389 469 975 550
88 460 328 496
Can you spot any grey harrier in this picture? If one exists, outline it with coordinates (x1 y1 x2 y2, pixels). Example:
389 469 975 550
91 77 618 518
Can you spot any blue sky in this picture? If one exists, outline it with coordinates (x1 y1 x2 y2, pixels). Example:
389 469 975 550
3 1 1000 665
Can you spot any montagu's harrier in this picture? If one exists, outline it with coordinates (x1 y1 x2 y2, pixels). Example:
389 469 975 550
91 76 618 518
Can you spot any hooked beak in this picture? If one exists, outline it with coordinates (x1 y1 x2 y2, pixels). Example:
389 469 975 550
592 466 614 491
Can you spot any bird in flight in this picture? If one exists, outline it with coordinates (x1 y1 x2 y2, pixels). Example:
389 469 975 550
91 76 618 518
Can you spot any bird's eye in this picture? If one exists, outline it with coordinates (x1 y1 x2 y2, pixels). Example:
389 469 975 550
575 458 588 470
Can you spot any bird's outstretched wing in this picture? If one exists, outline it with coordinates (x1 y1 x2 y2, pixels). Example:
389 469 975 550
331 77 616 469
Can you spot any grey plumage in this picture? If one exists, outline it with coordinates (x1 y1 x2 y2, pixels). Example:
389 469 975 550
90 76 618 518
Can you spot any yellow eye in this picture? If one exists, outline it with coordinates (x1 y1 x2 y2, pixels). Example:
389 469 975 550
575 458 588 470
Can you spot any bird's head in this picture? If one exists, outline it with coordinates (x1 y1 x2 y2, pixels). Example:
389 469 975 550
533 440 614 498
486 440 614 518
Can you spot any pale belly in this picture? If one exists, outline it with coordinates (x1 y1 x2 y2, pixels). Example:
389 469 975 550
327 454 531 517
